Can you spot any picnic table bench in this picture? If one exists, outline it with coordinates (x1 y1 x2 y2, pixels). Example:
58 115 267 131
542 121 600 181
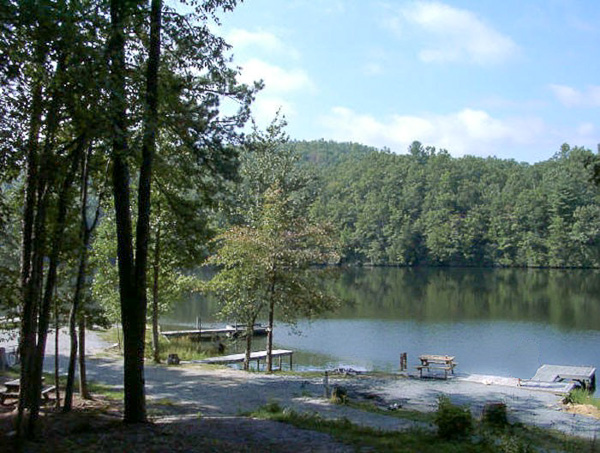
0 378 56 406
416 355 457 379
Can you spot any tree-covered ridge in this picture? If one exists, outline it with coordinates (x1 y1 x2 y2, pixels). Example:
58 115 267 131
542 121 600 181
296 141 600 268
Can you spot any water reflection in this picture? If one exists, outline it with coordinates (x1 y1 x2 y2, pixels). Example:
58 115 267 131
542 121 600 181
164 267 600 383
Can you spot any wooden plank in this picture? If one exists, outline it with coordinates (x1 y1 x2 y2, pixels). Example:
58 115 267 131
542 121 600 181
194 349 293 365
162 325 269 340
161 328 232 338
420 354 455 363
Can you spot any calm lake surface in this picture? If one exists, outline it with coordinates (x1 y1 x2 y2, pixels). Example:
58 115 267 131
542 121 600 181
163 267 600 386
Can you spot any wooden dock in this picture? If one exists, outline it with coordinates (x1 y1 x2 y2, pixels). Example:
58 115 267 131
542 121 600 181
520 364 596 393
193 349 293 370
161 324 268 341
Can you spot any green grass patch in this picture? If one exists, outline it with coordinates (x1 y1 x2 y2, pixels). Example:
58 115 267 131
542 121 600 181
86 381 124 400
346 399 434 423
98 326 121 346
151 397 177 406
249 404 487 452
563 388 600 409
0 368 20 379
156 337 220 362
99 326 231 362
248 401 599 453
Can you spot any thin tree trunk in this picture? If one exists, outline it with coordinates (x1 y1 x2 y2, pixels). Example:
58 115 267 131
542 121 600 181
16 68 44 438
266 271 276 373
21 98 57 436
135 0 162 372
151 221 161 364
28 134 83 436
266 298 275 373
54 292 60 410
64 298 78 411
65 146 100 411
243 314 256 371
78 317 91 399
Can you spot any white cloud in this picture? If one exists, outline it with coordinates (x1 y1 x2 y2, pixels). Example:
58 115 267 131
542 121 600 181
251 97 296 126
227 29 300 59
577 122 595 136
390 1 518 64
238 58 314 94
236 58 315 128
321 106 546 157
363 62 384 76
549 84 600 107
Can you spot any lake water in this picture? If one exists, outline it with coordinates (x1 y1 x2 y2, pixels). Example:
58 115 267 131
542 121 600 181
163 267 600 388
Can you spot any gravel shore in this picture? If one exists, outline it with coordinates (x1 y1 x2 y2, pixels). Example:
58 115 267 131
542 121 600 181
3 328 598 441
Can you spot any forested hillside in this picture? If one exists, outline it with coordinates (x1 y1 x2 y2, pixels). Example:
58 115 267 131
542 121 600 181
295 140 600 268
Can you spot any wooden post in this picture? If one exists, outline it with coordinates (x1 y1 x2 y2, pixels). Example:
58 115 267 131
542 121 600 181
0 348 6 371
289 353 293 371
323 371 330 398
400 352 407 371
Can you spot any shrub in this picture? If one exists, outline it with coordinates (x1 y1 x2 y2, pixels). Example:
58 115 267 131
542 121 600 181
434 396 472 440
483 402 509 428
497 434 534 453
263 401 283 414
563 388 600 409
331 385 348 404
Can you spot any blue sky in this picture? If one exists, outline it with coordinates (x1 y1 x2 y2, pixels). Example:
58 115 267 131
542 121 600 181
216 0 600 163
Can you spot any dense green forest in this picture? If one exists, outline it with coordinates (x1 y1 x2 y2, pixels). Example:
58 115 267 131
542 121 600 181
294 140 600 268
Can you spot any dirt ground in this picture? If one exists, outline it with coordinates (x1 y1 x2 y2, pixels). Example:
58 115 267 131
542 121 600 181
0 394 355 452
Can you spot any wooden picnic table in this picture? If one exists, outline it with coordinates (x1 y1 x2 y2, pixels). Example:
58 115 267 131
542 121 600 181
416 355 457 379
0 378 56 406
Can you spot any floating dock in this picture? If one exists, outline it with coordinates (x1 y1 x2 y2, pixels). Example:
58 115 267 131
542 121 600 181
161 324 268 341
192 349 293 370
520 364 596 393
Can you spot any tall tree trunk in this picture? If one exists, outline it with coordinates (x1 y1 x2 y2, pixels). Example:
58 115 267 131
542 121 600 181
64 296 78 411
243 314 257 371
109 0 141 423
16 65 44 438
151 220 161 364
266 297 275 373
109 0 162 424
266 270 276 373
78 316 91 400
65 146 100 411
28 134 83 436
21 80 61 436
54 292 60 410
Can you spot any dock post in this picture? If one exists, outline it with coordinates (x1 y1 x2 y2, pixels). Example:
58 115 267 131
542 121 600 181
323 371 330 398
400 352 407 371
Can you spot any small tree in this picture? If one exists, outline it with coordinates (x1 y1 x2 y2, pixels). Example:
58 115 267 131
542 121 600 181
207 185 339 371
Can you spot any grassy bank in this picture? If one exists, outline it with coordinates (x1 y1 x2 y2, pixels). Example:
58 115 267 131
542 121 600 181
249 399 599 453
99 326 232 363
564 389 600 410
